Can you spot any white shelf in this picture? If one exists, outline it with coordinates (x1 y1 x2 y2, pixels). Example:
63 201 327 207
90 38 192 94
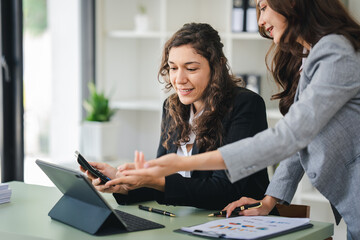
229 32 265 40
110 99 162 112
107 30 164 39
163 32 265 41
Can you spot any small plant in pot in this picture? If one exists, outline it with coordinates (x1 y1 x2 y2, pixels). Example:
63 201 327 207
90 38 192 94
81 82 118 161
83 82 115 122
134 4 149 32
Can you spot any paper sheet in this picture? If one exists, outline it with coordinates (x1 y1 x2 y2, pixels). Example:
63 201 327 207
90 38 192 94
181 216 310 239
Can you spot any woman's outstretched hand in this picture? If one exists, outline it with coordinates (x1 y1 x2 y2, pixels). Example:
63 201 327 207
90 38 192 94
120 153 186 177
121 150 225 178
104 151 165 192
223 196 277 218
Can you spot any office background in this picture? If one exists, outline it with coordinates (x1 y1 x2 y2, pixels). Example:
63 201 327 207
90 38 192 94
1 0 359 239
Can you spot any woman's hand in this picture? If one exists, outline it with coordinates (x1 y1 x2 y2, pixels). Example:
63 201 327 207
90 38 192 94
121 153 186 177
105 151 165 192
121 150 225 178
79 162 117 180
79 162 130 194
90 176 130 194
105 174 165 192
223 195 277 218
116 162 135 175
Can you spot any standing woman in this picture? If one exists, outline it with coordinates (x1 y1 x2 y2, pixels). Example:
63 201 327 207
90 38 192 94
125 1 360 238
84 23 273 211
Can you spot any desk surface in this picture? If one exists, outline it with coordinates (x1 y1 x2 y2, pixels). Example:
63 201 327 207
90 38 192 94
0 181 333 240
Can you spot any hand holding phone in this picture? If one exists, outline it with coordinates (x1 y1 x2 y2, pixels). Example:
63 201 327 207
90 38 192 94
75 151 111 183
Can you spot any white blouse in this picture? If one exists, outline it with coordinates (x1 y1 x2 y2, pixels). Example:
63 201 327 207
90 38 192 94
177 105 203 178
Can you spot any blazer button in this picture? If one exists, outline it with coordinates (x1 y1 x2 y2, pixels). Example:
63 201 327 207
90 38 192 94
308 172 316 178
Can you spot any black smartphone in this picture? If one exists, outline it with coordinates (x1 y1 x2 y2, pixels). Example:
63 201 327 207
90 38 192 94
75 151 111 183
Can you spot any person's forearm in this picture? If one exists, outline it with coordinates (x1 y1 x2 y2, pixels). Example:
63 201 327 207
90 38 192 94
184 150 226 171
263 195 278 208
145 177 165 192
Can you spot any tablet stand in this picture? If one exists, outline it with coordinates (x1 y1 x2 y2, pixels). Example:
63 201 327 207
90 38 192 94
49 195 125 235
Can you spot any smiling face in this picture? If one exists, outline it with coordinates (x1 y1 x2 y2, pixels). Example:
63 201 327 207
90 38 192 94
257 0 287 44
168 44 211 112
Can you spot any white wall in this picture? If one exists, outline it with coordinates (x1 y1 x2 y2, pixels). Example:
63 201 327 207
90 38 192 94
48 0 81 163
349 0 360 21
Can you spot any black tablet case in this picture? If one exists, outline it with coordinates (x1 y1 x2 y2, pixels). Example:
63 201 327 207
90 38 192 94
36 159 140 235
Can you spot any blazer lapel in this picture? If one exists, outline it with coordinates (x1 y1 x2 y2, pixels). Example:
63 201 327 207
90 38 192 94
168 144 178 154
192 141 199 155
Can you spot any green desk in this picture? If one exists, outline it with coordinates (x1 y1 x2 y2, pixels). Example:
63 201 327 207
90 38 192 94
0 182 333 240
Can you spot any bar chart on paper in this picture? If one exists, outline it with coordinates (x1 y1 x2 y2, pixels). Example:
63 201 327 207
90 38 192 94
181 216 312 239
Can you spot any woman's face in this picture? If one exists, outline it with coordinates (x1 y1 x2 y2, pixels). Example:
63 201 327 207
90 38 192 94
257 0 287 44
168 44 211 112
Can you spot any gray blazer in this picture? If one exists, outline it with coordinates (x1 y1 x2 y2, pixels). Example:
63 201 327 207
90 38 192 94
219 34 360 237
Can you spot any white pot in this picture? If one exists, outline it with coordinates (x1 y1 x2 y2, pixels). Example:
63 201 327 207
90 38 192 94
80 121 118 161
134 14 149 32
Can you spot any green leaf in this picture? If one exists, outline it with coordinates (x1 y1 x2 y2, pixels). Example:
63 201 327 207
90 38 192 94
83 82 116 122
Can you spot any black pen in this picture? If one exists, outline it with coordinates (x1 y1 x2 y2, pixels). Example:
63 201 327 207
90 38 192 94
193 229 226 238
138 205 176 217
208 202 262 217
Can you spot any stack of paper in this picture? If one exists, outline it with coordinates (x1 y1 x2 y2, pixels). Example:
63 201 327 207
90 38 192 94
0 183 12 204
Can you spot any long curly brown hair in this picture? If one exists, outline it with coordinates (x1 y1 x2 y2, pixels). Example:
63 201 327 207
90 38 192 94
257 0 360 115
158 23 243 151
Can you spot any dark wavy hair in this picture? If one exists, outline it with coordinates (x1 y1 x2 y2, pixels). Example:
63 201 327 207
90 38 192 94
158 23 243 151
256 0 360 115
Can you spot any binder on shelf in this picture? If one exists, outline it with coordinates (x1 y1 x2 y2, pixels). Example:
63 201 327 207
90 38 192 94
232 0 245 32
245 74 261 94
237 73 261 94
245 0 258 32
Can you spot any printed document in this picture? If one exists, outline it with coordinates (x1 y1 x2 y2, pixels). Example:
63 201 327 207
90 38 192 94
181 216 311 239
